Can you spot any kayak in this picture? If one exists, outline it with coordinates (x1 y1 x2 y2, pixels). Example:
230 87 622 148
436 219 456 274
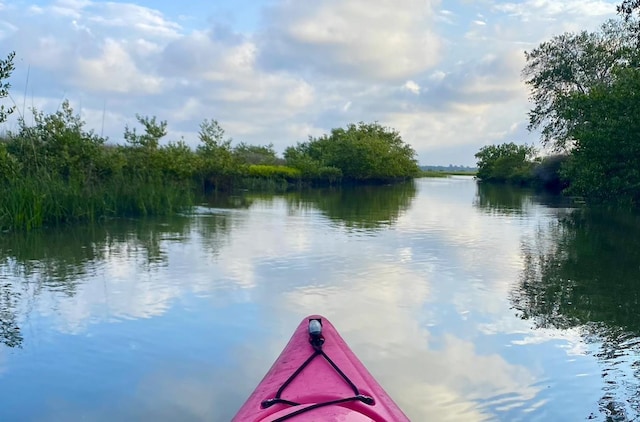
232 315 409 421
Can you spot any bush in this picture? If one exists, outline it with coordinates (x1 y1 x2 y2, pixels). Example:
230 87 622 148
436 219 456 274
475 143 536 185
247 165 301 179
285 122 418 183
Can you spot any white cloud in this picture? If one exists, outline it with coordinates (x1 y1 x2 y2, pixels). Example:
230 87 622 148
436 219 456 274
0 20 16 41
404 80 421 94
27 5 44 14
437 8 455 24
259 0 442 81
74 38 165 94
0 0 622 165
82 2 182 38
495 0 616 19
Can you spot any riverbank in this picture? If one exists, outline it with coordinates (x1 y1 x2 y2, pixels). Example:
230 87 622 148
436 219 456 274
0 104 420 231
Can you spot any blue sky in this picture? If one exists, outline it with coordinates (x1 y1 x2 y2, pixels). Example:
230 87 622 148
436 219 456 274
0 0 621 165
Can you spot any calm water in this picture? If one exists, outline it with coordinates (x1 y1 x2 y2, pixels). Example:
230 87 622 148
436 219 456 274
1 177 639 421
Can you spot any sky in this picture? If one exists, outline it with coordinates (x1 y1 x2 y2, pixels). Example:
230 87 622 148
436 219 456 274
0 0 622 166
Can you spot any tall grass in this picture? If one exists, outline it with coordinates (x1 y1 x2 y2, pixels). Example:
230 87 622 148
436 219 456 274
0 173 194 231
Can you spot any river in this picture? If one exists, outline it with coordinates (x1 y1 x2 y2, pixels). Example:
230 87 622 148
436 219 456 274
0 176 639 421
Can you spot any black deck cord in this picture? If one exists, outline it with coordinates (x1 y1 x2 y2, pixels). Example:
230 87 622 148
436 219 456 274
271 396 372 422
260 320 375 421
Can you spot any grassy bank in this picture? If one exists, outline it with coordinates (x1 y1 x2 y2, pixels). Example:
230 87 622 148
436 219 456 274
0 102 420 231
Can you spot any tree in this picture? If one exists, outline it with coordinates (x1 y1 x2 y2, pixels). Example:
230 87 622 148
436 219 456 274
285 122 419 183
619 0 640 17
522 20 637 150
233 142 282 165
124 114 167 149
121 115 169 181
619 1 640 46
474 142 536 184
0 51 15 124
560 67 640 206
8 100 112 183
196 119 238 189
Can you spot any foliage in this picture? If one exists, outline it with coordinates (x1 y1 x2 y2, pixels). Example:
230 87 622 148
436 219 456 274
234 142 283 165
0 141 20 182
8 100 113 184
618 0 640 34
559 67 640 206
522 19 638 150
531 154 570 192
282 146 341 183
0 51 15 124
285 122 419 183
124 114 166 149
0 102 422 229
160 139 198 180
196 119 239 190
247 164 301 179
0 105 194 231
619 0 640 17
474 142 537 185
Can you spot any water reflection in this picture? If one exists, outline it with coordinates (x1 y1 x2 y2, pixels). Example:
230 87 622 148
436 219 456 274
285 181 417 230
514 209 640 420
2 178 639 421
0 216 233 346
474 183 535 215
474 183 573 217
0 282 22 348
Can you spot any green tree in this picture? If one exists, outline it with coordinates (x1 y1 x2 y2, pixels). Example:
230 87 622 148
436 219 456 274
474 142 537 184
522 19 637 150
0 51 15 124
196 119 238 190
122 114 168 180
285 122 418 183
124 114 167 149
233 142 282 165
619 0 640 17
160 139 197 180
619 1 640 29
8 100 113 183
560 67 640 206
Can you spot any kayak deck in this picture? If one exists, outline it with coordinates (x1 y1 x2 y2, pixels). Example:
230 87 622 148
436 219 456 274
232 315 409 421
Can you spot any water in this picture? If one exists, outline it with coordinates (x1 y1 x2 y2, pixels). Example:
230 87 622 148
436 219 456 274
1 176 639 421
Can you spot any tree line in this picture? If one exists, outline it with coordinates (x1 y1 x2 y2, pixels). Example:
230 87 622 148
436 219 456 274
475 5 640 207
0 53 419 230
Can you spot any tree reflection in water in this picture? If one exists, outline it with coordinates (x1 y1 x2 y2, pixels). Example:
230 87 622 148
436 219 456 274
513 209 640 421
285 181 417 232
0 215 232 349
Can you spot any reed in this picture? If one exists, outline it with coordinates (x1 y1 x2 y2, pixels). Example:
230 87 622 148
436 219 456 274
0 172 194 231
